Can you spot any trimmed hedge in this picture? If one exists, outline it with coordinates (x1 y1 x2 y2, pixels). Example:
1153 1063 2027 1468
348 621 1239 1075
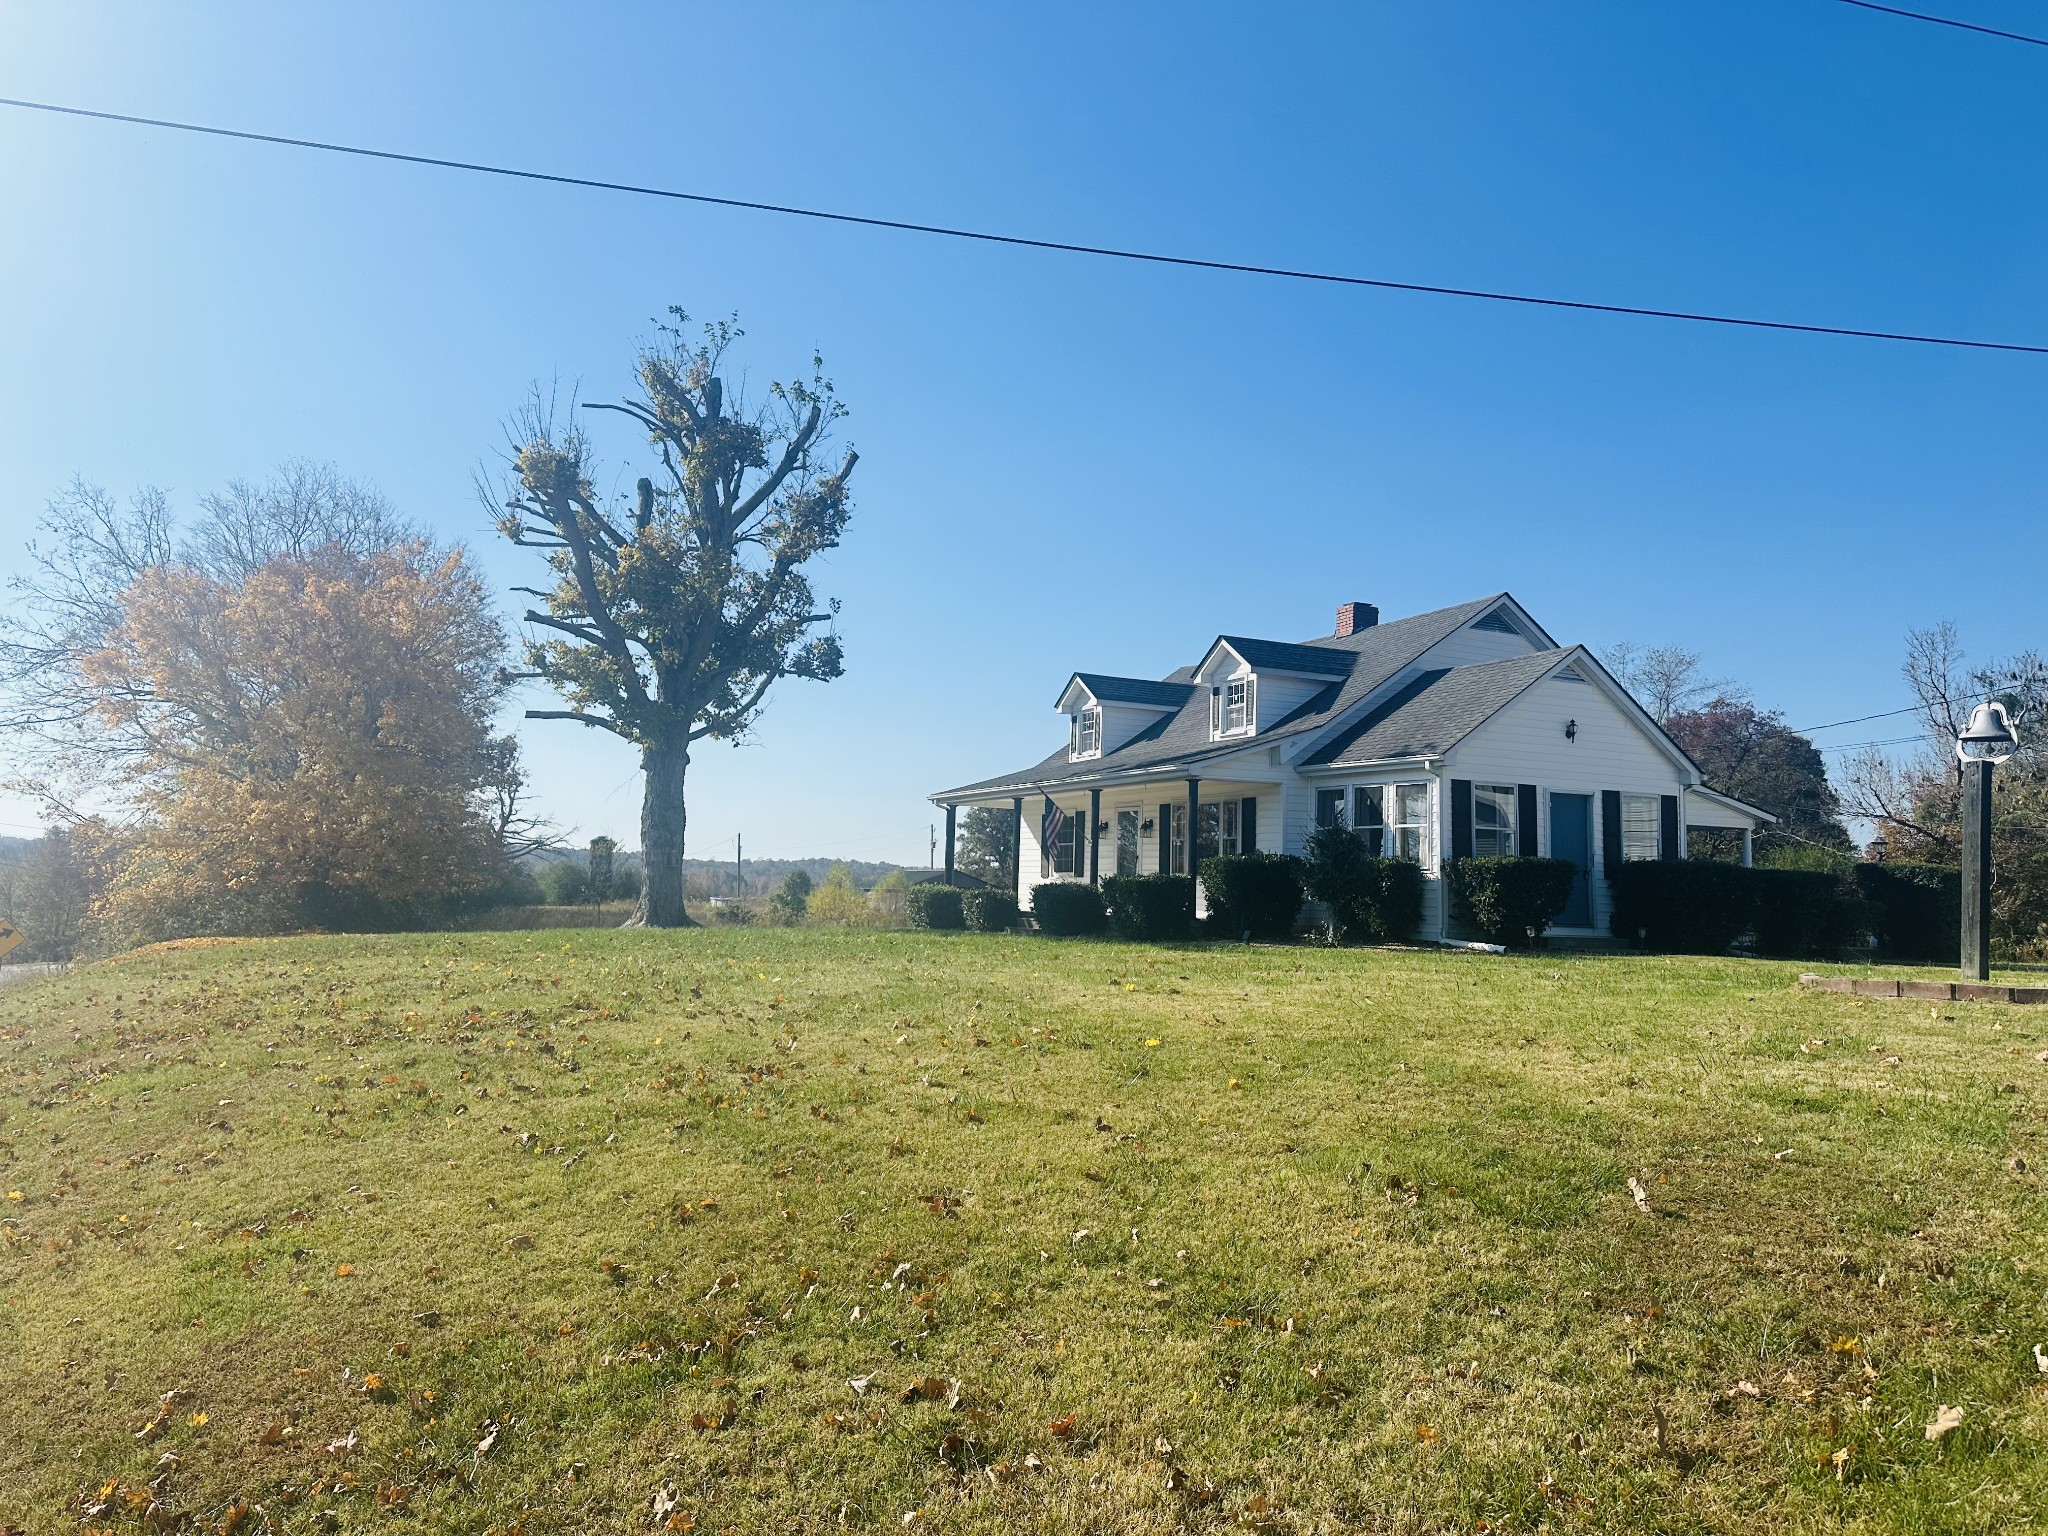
1300 823 1424 942
1853 862 1960 961
1447 857 1577 948
905 882 966 931
1751 869 1877 960
1199 853 1304 941
1101 874 1194 941
961 888 1020 933
1609 861 1757 954
1030 882 1107 937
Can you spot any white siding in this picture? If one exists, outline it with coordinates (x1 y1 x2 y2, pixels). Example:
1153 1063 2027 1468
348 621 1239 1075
1096 702 1173 755
1253 673 1328 729
1412 622 1544 671
1440 673 1686 934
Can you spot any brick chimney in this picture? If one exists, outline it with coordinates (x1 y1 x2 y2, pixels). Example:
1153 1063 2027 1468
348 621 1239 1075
1333 601 1379 637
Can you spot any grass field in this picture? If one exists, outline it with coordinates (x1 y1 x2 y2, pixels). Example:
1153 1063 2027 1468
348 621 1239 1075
2 931 2045 1535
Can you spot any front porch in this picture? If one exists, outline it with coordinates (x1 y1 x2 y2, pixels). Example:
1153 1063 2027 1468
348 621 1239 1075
935 773 1281 916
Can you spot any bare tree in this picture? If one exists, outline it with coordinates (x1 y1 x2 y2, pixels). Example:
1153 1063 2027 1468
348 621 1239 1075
495 310 857 929
1840 622 2048 857
1602 641 1743 725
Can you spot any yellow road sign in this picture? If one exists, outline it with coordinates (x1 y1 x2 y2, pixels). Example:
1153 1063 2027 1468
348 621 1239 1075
0 921 23 961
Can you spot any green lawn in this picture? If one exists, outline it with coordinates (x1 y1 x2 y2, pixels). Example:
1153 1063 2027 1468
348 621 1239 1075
2 932 2045 1535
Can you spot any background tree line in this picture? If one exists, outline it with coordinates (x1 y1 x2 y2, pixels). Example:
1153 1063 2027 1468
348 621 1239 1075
0 310 860 956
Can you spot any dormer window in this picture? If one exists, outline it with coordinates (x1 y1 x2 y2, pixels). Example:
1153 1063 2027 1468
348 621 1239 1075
1210 676 1255 738
1070 706 1101 759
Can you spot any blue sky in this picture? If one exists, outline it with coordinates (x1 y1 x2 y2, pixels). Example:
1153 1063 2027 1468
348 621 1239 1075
2 1 2043 864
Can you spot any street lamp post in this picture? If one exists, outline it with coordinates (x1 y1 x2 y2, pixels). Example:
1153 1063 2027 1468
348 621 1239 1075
1956 700 2019 983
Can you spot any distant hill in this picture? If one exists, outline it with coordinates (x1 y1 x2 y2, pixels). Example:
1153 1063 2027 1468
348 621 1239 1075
0 837 33 862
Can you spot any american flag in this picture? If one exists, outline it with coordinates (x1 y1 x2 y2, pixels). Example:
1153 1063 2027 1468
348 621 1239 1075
1040 800 1068 862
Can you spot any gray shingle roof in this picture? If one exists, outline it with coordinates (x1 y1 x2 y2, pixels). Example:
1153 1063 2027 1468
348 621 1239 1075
1066 673 1198 709
933 594 1513 801
1211 636 1355 677
1302 649 1568 767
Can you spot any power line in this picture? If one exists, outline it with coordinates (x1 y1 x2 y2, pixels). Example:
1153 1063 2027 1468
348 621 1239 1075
1817 733 1925 752
2 94 2046 357
1836 0 2048 48
1791 704 1923 732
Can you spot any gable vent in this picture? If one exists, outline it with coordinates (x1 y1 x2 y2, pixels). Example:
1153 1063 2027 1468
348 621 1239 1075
1555 664 1588 683
1470 605 1527 637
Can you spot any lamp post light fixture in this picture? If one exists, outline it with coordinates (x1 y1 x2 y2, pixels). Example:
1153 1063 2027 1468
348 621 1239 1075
1956 700 2019 982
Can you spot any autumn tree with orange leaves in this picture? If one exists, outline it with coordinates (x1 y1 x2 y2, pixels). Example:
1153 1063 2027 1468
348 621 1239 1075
0 466 533 941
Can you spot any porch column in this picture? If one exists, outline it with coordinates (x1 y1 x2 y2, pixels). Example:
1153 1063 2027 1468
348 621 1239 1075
1011 796 1024 896
1088 787 1102 886
1740 827 1753 868
943 804 956 886
1185 776 1201 911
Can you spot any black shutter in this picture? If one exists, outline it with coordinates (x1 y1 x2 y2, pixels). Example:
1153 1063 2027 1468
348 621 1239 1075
1450 779 1474 862
1158 803 1173 874
1660 795 1680 861
1040 796 1054 878
1601 790 1623 877
1516 784 1539 857
1240 796 1258 854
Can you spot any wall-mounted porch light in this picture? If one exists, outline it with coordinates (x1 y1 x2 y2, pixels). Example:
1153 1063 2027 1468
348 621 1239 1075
1564 718 1578 742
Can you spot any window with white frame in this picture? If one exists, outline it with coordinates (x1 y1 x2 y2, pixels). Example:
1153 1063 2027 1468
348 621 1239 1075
1195 801 1241 863
1472 784 1517 858
1391 782 1429 862
1070 707 1101 759
1316 782 1416 858
1621 793 1662 861
1210 676 1255 738
1168 802 1187 875
1352 785 1386 854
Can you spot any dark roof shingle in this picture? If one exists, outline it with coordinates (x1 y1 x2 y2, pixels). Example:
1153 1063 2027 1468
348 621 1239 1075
933 594 1514 800
1210 636 1355 677
1303 649 1568 767
1066 673 1198 709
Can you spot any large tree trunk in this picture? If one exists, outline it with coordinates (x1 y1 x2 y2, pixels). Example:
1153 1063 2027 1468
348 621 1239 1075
629 732 696 928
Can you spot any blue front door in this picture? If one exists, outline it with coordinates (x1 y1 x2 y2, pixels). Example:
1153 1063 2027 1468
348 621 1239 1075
1550 793 1593 927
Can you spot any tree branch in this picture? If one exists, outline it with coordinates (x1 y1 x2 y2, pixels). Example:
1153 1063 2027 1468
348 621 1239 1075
525 708 629 737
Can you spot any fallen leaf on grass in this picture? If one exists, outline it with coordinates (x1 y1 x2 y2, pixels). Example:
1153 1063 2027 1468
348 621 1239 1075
2033 1342 2047 1375
1048 1412 1078 1438
1925 1404 1964 1442
1413 1423 1439 1444
1625 1177 1651 1213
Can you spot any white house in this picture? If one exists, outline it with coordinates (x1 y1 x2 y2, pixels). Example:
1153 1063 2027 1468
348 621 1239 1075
930 594 1773 940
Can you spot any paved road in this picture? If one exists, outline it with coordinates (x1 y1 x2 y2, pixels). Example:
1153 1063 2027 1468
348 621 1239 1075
0 962 69 986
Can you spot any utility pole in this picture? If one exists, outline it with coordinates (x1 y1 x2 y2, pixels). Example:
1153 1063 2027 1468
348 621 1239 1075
735 834 743 900
929 823 936 870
